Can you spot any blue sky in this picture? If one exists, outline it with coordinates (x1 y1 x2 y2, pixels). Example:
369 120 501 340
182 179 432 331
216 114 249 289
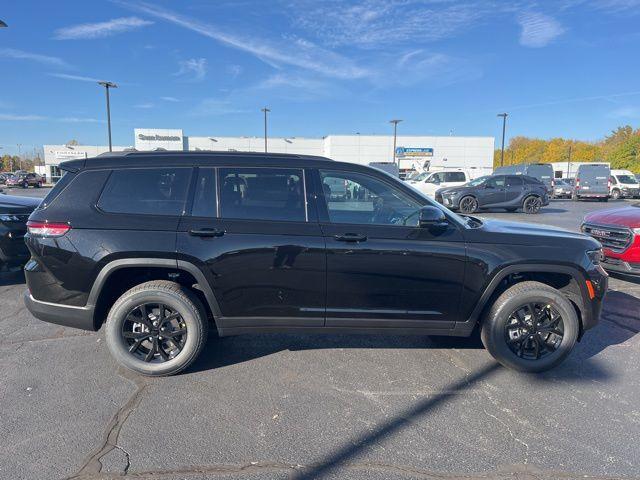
1 0 640 154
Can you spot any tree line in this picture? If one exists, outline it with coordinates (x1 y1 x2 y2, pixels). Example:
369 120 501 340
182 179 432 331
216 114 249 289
493 125 640 172
1 155 38 173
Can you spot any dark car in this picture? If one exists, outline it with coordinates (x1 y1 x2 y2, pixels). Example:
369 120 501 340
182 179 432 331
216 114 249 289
436 175 549 214
23 152 606 376
6 172 44 188
0 192 41 270
493 163 555 194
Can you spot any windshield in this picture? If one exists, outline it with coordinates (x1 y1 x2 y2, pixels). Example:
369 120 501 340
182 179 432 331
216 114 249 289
411 172 428 181
617 175 637 184
467 175 490 186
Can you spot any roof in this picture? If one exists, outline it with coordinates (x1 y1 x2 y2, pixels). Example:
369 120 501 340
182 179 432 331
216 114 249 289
60 149 348 172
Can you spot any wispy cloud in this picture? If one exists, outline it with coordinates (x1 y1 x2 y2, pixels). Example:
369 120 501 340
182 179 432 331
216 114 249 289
505 90 640 111
60 117 102 123
160 96 180 102
54 17 153 40
174 58 207 81
120 1 368 79
191 99 250 116
134 103 154 109
0 48 70 68
0 113 47 121
226 64 242 79
48 73 104 83
607 106 640 119
518 12 565 47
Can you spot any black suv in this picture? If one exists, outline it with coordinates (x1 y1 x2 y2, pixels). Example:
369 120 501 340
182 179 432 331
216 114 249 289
436 175 549 214
23 152 606 376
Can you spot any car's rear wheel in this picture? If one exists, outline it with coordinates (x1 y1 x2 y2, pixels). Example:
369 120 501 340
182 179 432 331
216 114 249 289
523 195 542 214
36 181 42 188
480 281 579 372
22 181 28 189
105 280 208 376
611 189 620 200
459 195 478 214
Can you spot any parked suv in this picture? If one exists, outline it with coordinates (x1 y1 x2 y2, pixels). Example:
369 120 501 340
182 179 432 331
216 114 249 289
493 163 554 194
6 172 44 188
408 169 474 198
582 204 640 276
436 175 549 214
24 152 606 376
1 192 40 270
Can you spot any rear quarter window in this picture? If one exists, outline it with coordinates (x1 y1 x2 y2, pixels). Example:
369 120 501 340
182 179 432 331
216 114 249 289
39 170 76 209
98 168 191 216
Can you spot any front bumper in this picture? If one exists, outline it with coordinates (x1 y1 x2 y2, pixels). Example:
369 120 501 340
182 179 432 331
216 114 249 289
23 291 97 331
600 256 640 276
583 265 608 333
619 188 639 198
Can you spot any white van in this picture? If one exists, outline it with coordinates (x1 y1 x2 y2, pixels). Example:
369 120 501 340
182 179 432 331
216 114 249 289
408 169 475 198
609 169 640 199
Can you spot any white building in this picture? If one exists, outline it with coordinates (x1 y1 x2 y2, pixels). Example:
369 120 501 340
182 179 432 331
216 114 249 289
43 128 494 181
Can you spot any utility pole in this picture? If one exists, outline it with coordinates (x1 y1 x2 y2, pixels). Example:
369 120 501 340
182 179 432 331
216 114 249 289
261 107 270 153
567 144 572 179
389 119 402 166
17 143 22 170
98 81 117 152
497 113 508 167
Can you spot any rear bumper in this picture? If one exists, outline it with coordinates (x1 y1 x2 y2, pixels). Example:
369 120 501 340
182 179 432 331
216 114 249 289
576 191 608 198
23 291 97 331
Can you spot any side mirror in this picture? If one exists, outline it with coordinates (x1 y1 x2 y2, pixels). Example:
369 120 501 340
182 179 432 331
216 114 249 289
419 206 448 228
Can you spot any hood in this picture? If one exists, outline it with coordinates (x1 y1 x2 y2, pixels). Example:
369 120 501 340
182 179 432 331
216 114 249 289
584 204 640 228
0 194 41 214
467 218 599 248
436 185 469 195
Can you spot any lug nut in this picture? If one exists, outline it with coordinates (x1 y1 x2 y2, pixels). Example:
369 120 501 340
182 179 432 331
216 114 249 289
158 336 163 340
153 321 158 327
148 337 153 341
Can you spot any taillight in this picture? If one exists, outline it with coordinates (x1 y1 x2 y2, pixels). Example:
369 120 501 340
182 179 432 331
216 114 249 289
552 179 555 188
26 221 71 237
576 178 580 189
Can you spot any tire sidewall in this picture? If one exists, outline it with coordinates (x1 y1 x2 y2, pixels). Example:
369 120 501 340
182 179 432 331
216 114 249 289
105 289 204 376
460 195 477 214
482 289 579 372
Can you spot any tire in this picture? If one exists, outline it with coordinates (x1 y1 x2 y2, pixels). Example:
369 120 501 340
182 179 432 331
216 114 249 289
105 280 208 376
22 181 28 189
480 281 579 373
522 195 542 214
36 181 41 188
572 193 578 201
459 195 478 214
611 189 620 200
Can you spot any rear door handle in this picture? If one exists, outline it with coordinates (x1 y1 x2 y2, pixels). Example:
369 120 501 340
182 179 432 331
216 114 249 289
189 228 225 237
334 233 367 242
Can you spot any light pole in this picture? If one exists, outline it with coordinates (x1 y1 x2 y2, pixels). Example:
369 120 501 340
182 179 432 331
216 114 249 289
17 143 22 170
98 81 117 152
389 119 402 166
261 107 270 152
497 113 508 167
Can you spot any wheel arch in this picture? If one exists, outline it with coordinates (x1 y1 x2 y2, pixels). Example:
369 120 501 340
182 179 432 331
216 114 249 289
88 258 223 332
460 264 589 338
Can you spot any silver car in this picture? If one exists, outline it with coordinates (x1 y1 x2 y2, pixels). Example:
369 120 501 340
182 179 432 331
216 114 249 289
553 179 572 198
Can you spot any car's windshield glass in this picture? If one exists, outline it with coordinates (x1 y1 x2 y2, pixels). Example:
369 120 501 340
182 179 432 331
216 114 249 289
412 172 428 181
467 176 489 186
617 175 636 184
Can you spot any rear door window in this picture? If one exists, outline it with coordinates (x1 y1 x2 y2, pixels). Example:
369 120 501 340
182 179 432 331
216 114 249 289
98 168 191 216
506 176 523 187
218 167 306 222
446 172 466 182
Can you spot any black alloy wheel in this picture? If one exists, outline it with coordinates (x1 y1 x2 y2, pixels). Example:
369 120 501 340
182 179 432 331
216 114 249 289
504 302 564 360
523 196 542 214
122 303 187 363
459 196 478 214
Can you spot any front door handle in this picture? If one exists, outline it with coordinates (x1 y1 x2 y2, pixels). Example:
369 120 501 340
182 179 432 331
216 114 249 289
334 233 367 242
189 228 225 237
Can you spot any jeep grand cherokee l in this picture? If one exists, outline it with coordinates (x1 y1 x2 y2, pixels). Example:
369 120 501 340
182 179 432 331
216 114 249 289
23 151 607 376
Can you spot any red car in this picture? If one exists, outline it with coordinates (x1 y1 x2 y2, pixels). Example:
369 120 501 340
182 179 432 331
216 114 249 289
582 204 640 276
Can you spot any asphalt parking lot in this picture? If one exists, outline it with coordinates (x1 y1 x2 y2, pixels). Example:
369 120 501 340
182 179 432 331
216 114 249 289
1 188 639 480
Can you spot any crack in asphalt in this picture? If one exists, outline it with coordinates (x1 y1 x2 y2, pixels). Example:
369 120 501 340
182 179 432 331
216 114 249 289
55 461 640 480
66 369 147 480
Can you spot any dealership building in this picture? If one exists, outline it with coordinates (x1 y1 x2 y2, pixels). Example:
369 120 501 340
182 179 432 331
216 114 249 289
42 128 494 182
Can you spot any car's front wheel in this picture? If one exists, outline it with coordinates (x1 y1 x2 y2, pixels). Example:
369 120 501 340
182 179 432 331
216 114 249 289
458 195 478 214
480 281 579 372
105 280 208 376
611 189 620 200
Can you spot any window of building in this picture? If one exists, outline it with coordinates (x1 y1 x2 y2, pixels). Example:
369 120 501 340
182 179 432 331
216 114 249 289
98 168 191 216
320 170 422 226
218 168 305 222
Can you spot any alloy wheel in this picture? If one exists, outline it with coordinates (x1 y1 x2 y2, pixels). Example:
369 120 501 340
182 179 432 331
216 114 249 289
121 303 187 363
504 302 564 360
460 196 478 214
523 196 541 214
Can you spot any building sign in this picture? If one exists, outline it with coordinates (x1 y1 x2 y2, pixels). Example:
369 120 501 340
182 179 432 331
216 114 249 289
395 147 434 157
134 128 184 151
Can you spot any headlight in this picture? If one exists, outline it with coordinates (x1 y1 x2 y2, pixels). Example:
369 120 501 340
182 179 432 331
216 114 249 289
633 228 640 235
0 214 21 222
587 249 604 265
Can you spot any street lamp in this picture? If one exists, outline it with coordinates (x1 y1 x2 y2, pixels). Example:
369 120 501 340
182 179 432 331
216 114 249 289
261 107 270 153
389 119 402 166
98 81 117 152
497 113 508 167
